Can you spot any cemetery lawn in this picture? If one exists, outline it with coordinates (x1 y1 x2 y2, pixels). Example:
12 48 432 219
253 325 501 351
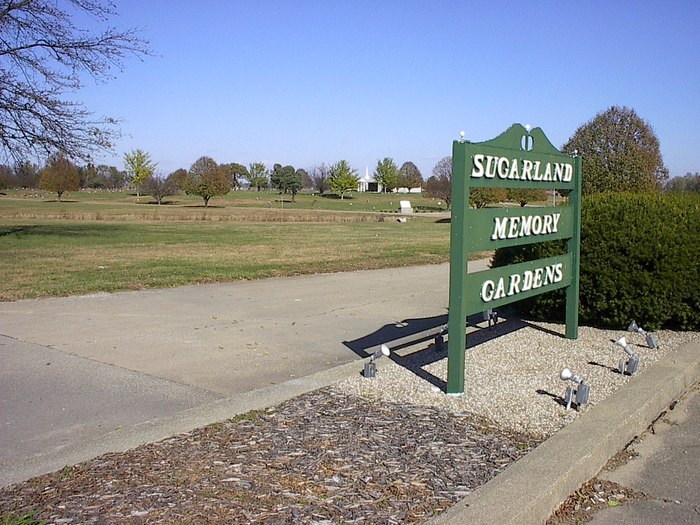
0 218 475 301
0 189 499 301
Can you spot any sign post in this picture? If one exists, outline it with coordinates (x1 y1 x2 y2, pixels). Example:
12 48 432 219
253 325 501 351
446 124 581 395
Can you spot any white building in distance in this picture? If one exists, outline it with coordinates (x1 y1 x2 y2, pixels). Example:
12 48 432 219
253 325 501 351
357 167 422 193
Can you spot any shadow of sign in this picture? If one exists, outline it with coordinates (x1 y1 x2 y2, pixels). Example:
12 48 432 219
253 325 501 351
343 313 558 392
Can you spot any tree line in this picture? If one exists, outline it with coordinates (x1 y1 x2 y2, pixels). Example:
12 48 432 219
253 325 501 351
4 103 700 207
0 152 430 207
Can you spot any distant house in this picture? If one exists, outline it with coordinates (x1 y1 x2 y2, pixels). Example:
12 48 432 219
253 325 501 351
356 167 422 193
357 167 381 193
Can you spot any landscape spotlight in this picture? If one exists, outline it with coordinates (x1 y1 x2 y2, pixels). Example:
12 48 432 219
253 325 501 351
627 320 658 349
482 309 498 329
614 336 639 376
363 344 391 379
559 367 590 411
434 324 449 352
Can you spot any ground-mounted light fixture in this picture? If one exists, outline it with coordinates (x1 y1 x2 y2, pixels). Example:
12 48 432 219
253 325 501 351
560 367 590 411
434 324 449 352
482 309 498 329
363 344 391 378
628 320 658 349
614 336 639 376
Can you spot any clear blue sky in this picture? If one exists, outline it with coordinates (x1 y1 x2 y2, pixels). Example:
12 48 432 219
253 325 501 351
79 1 700 180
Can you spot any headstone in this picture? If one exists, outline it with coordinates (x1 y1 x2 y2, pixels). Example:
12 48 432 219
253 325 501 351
399 200 413 214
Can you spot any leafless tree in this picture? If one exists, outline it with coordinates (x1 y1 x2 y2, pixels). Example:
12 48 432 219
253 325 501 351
310 163 330 194
142 172 176 205
425 156 452 207
0 0 151 163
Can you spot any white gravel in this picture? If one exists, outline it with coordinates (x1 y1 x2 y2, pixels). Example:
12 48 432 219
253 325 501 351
336 318 699 439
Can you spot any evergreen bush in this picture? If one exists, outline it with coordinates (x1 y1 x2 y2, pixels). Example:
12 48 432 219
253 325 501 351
492 193 700 330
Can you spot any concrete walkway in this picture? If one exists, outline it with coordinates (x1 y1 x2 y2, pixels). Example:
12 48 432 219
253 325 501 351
0 260 487 487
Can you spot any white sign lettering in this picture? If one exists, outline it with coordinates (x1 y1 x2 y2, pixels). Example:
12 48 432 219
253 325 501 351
491 213 561 240
480 262 564 303
471 154 573 183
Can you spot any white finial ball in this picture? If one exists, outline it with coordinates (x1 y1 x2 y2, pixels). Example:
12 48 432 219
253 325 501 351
525 124 531 132
459 130 465 139
560 368 572 381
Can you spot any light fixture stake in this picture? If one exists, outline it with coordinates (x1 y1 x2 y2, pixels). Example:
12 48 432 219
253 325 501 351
560 368 590 410
615 336 640 375
363 344 391 378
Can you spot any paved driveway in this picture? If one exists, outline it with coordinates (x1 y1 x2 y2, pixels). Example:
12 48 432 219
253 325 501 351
0 260 489 486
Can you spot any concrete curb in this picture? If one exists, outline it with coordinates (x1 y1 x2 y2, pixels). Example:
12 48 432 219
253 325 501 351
1 358 366 488
427 339 700 525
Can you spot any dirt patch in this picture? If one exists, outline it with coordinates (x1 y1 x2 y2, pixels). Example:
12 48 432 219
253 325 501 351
546 477 646 525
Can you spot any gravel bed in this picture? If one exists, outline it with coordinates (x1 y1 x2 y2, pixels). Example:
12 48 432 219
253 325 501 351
338 319 699 439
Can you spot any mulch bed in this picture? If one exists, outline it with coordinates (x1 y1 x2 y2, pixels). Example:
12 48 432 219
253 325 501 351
0 388 537 524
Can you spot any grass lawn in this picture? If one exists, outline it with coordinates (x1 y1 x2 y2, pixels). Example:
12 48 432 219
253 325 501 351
0 189 497 301
0 219 462 301
0 188 448 217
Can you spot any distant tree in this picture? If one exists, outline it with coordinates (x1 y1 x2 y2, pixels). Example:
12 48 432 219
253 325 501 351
374 157 400 193
101 165 127 189
0 0 151 164
298 168 312 189
328 160 359 199
269 163 283 191
398 161 423 189
0 164 11 190
285 166 302 202
40 153 79 201
562 106 669 195
78 163 98 188
507 188 548 207
270 164 301 201
185 156 231 207
79 164 124 189
13 161 40 188
470 187 507 209
248 162 269 191
79 162 124 189
223 163 249 189
425 156 452 207
665 172 700 193
123 149 157 196
142 173 176 204
167 168 188 192
310 163 330 194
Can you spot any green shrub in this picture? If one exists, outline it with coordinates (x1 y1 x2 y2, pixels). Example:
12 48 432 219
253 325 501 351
492 193 700 330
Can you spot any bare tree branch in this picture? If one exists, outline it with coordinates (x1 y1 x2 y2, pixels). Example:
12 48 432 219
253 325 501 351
0 0 152 163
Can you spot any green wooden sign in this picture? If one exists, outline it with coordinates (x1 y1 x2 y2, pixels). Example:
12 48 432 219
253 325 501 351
447 124 582 394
